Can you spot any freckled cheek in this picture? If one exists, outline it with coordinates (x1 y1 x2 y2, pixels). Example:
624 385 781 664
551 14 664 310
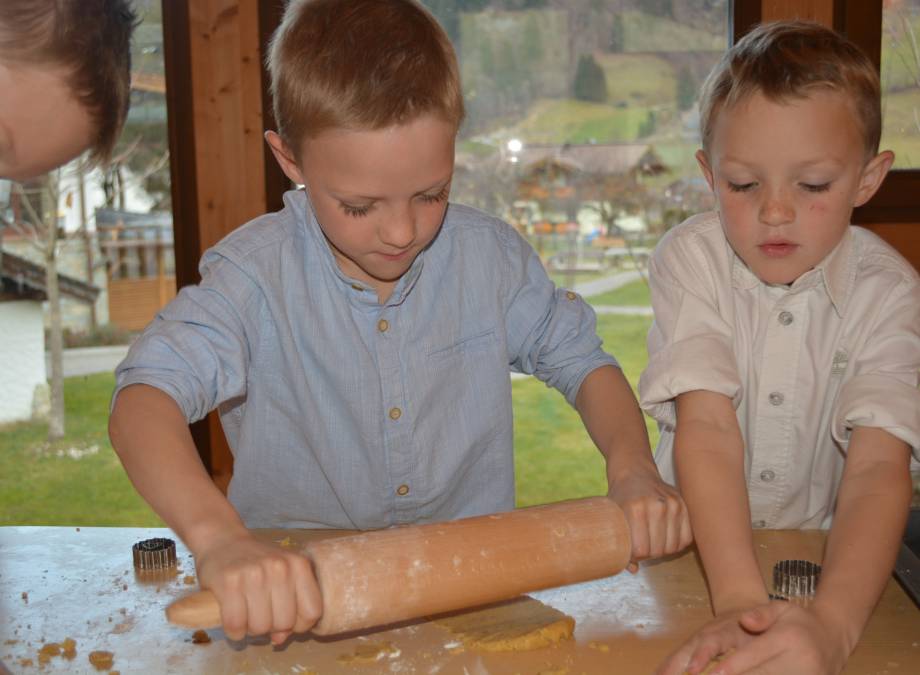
808 200 827 214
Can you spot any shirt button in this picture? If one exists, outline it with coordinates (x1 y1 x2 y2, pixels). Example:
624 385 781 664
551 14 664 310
565 291 577 301
768 392 784 406
377 319 389 333
389 407 402 421
396 484 410 496
760 469 776 482
778 311 794 325
752 520 767 529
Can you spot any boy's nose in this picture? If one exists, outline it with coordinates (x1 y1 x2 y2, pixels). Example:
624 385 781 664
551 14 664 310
379 206 417 248
758 191 794 226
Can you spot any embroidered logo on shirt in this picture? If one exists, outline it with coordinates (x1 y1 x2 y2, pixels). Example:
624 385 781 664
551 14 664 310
831 349 848 376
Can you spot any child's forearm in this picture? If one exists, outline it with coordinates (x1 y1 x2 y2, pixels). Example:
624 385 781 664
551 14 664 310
574 365 657 480
811 426 912 654
109 384 250 556
675 391 768 613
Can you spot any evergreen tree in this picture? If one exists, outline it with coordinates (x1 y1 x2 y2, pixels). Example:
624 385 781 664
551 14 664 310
523 14 543 64
676 66 696 111
610 14 625 52
573 54 608 103
638 110 657 138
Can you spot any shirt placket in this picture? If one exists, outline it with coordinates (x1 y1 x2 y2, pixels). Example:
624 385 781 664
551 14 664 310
748 292 807 528
374 307 416 525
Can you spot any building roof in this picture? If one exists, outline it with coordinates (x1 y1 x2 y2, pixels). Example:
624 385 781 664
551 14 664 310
515 143 667 176
0 251 100 303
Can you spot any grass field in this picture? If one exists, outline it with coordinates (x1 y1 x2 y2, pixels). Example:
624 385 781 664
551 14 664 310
0 373 163 526
596 53 676 108
0 311 658 525
513 98 651 144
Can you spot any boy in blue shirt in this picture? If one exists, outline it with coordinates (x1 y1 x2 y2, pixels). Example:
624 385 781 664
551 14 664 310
109 0 690 645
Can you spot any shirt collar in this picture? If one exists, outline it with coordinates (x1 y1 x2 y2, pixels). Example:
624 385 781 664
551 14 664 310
729 224 854 316
289 188 425 307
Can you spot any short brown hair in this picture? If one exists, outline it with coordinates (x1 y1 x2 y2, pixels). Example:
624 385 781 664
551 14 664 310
699 21 881 157
267 0 465 153
0 0 137 166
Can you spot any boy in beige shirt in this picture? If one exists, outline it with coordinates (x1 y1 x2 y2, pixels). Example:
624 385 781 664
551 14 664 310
642 21 920 675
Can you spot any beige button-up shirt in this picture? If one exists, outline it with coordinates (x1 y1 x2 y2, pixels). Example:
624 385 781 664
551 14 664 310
639 212 920 529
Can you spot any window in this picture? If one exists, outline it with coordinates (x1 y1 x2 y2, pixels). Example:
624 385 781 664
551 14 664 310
880 0 920 169
0 2 169 526
420 1 732 505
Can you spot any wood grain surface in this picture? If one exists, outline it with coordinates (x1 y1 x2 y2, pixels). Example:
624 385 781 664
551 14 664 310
2 526 918 674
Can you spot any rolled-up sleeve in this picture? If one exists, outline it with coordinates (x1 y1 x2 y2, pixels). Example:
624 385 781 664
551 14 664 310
639 233 742 428
832 278 920 456
112 251 264 422
502 226 617 406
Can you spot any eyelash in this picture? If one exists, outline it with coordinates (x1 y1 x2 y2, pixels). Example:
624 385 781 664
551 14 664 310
800 183 831 193
727 182 755 193
339 186 450 218
726 182 831 194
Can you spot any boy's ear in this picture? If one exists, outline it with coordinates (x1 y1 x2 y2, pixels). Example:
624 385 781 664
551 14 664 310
695 149 716 192
265 131 306 186
853 150 895 207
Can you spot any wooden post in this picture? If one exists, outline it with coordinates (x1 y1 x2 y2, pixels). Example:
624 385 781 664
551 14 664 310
162 0 286 492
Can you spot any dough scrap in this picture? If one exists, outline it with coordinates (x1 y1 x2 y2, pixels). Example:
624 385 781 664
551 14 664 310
336 641 400 664
433 596 575 652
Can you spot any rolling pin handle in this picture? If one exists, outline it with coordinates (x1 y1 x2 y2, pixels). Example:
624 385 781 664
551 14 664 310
165 589 222 629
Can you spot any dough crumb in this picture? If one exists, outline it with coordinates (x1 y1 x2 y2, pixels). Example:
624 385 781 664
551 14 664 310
21 591 28 604
277 536 295 548
433 597 575 652
336 641 400 663
183 575 197 585
18 658 33 667
62 637 77 659
88 650 114 670
37 642 61 665
191 630 212 644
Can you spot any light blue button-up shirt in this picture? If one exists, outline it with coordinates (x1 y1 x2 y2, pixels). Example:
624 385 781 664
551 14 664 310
114 190 618 529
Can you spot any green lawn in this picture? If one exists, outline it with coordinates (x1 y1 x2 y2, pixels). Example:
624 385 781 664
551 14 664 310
514 313 658 506
585 279 651 306
0 373 164 526
513 98 651 144
597 53 676 108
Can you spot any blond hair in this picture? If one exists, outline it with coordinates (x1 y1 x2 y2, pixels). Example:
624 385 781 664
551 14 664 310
0 0 137 166
699 21 882 156
267 0 465 154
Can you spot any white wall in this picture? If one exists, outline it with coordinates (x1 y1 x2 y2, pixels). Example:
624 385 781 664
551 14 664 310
0 300 47 424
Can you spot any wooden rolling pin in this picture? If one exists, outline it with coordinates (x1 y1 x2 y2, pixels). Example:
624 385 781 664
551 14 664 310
166 496 630 636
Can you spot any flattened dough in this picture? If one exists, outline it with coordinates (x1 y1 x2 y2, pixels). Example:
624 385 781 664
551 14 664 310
433 596 575 652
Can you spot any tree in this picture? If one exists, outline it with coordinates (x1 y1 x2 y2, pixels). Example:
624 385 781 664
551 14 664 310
676 66 696 111
638 110 657 137
5 173 69 439
573 54 608 103
610 14 625 52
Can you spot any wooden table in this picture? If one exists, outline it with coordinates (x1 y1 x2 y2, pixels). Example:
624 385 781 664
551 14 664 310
1 526 918 674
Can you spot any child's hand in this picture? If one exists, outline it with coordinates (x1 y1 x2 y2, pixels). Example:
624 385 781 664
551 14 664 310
607 465 692 571
194 532 322 645
655 601 850 675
